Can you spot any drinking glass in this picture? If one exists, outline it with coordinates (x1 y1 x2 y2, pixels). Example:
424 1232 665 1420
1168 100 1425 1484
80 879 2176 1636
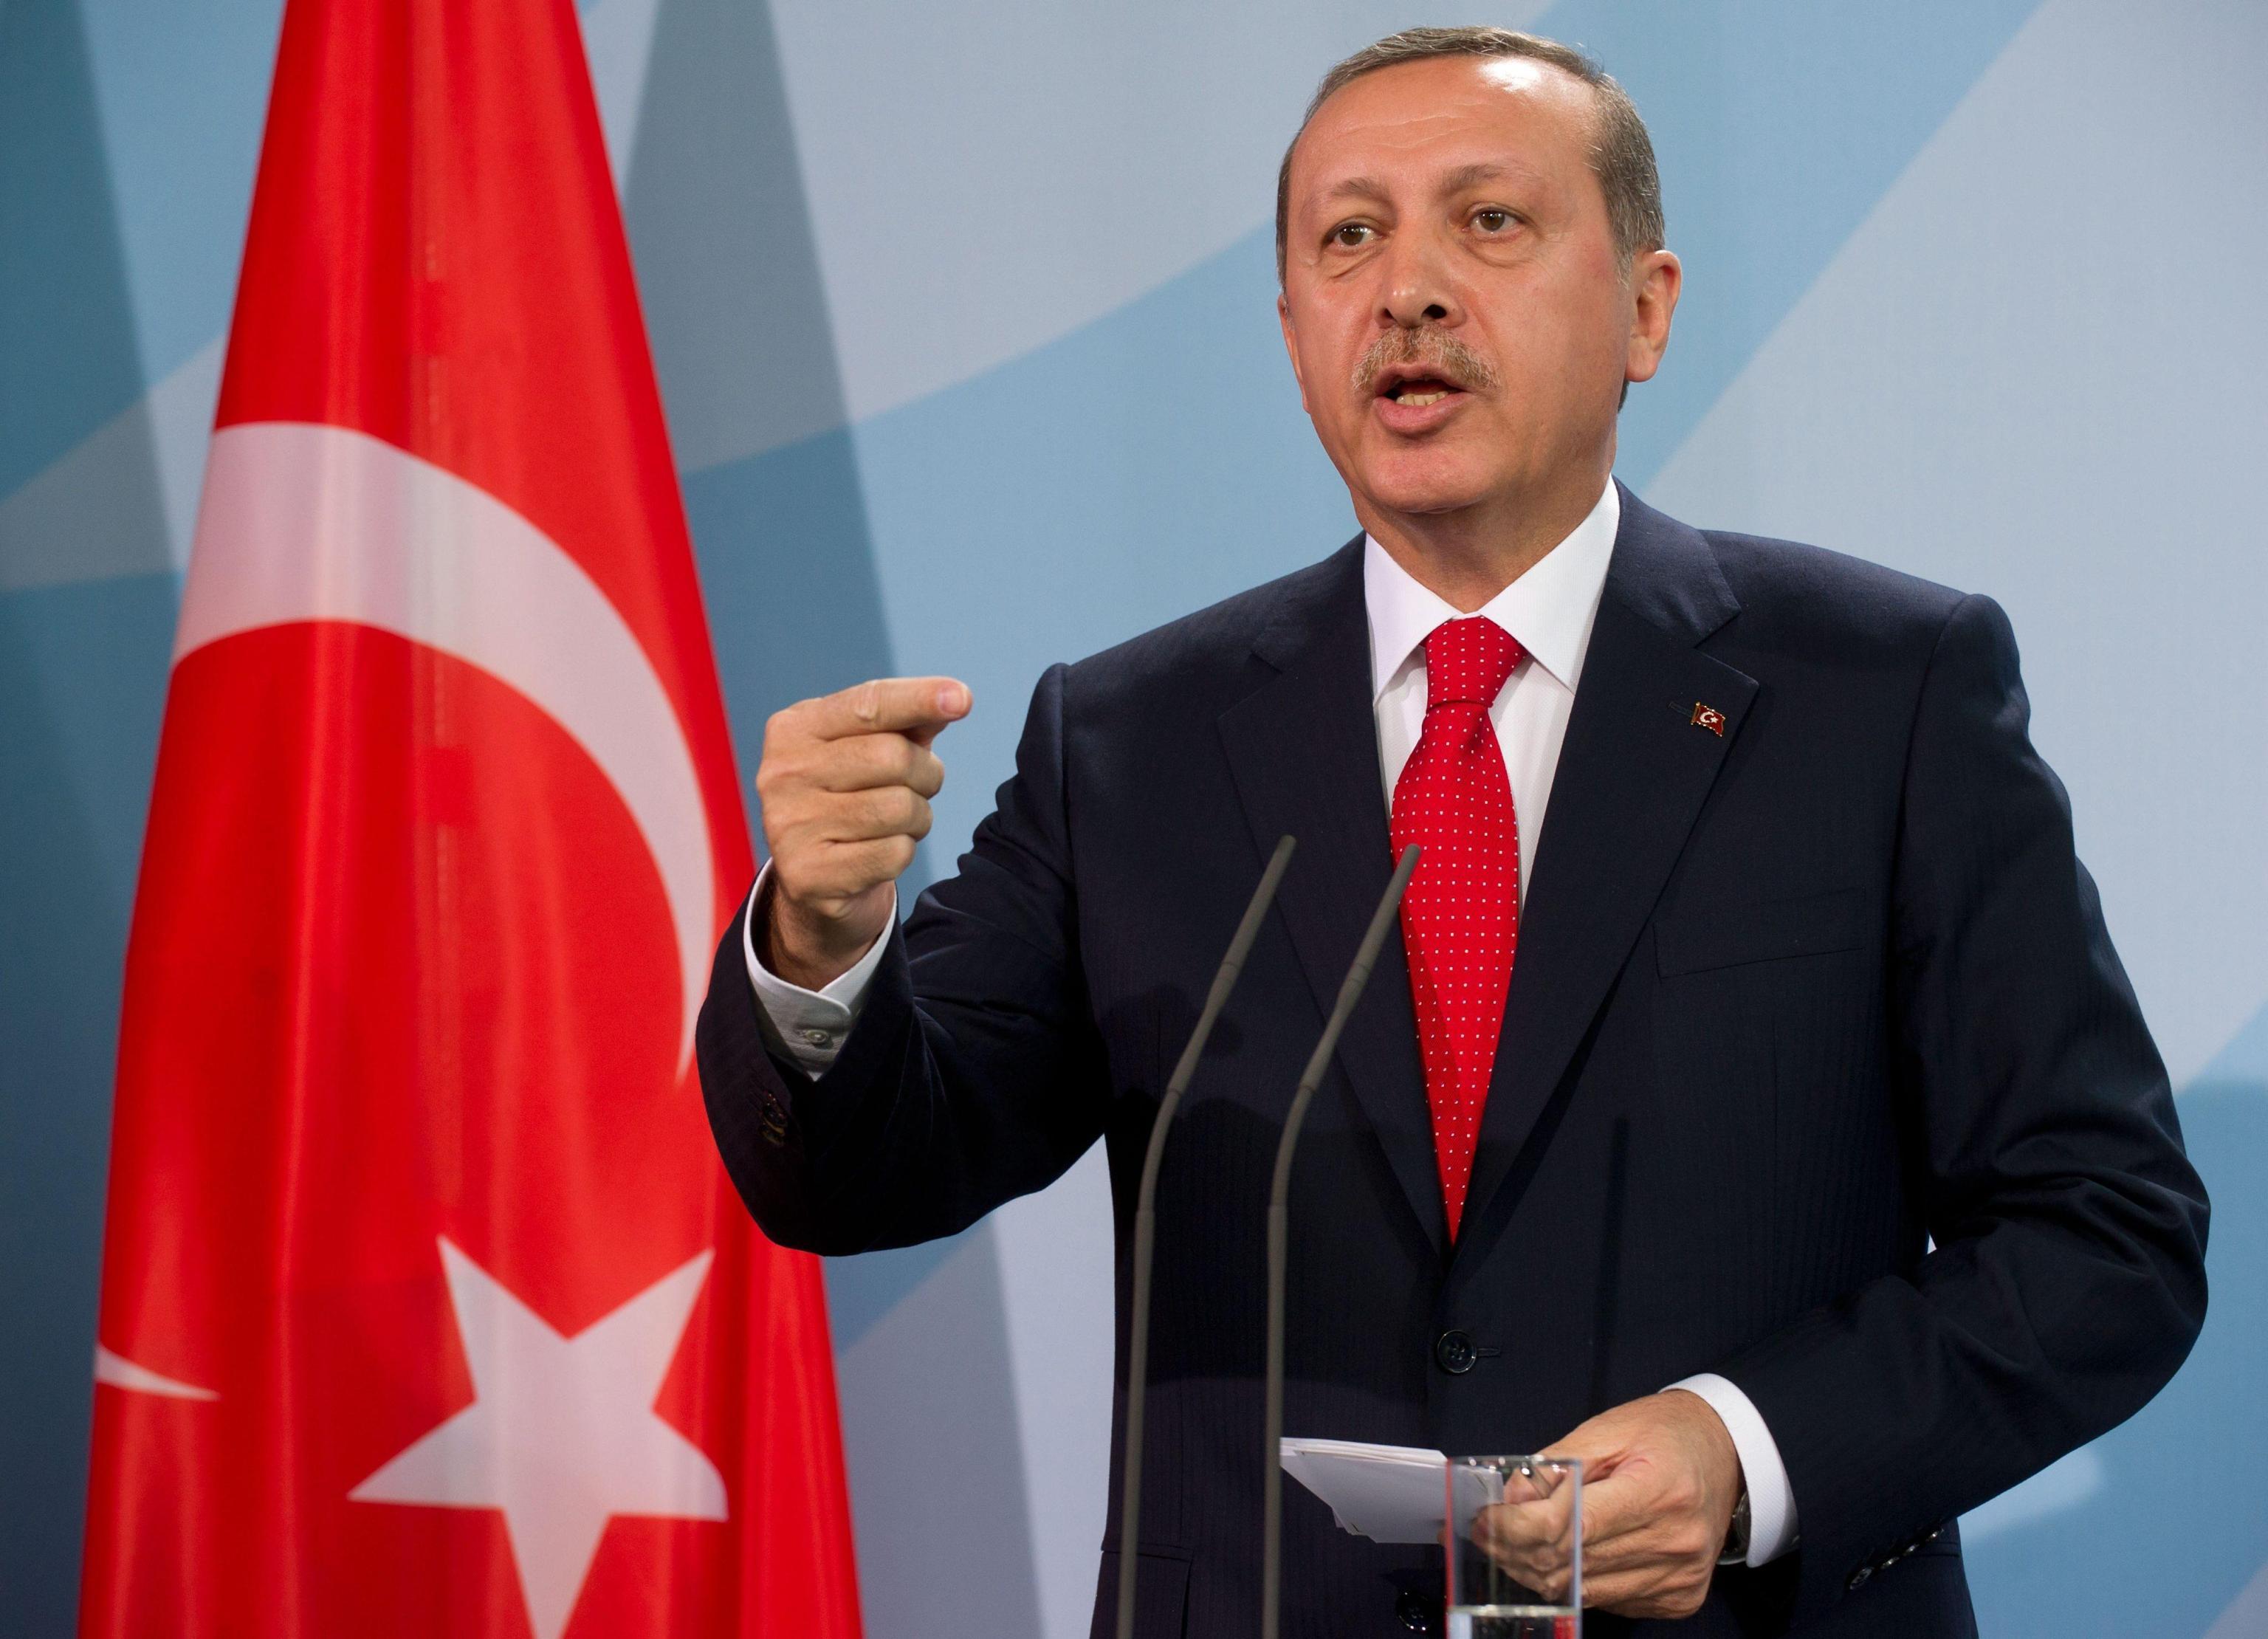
1444 1454 1582 1638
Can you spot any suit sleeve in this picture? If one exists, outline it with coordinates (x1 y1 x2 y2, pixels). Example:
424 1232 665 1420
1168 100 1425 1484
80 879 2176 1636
1717 594 2210 1618
696 663 1111 1255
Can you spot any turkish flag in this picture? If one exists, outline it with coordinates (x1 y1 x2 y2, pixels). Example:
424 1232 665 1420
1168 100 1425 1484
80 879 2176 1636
77 1 862 1635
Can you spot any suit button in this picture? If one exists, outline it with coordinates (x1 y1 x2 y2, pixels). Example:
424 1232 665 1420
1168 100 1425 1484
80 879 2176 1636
1433 1330 1477 1374
1394 1588 1434 1633
1847 1565 1872 1591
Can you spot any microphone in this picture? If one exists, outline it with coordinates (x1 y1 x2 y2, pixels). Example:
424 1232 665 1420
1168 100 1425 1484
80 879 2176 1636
1261 843 1421 1639
1116 834 1297 1639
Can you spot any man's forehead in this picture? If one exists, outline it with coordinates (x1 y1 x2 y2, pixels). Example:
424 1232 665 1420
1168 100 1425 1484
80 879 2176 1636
1293 55 1592 196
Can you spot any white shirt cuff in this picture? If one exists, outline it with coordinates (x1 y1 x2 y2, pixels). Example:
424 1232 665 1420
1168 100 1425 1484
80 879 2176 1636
1666 1372 1798 1567
740 861 893 1076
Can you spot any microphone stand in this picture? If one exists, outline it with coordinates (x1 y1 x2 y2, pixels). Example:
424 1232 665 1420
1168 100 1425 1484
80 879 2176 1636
1261 844 1420 1639
1115 834 1297 1639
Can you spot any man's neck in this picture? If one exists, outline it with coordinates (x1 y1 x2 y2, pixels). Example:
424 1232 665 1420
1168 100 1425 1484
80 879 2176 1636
1359 464 1613 614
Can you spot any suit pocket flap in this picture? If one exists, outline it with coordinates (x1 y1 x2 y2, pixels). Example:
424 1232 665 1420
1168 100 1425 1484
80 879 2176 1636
1655 887 1866 975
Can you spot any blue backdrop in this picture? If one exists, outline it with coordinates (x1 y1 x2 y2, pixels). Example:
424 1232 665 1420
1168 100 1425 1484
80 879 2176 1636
4 2 2263 1635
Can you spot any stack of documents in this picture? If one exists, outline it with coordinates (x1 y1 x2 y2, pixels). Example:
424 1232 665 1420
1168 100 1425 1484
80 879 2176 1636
1278 1438 1449 1544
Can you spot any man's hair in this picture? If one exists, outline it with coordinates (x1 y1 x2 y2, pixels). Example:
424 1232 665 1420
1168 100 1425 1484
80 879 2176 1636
1274 27 1664 284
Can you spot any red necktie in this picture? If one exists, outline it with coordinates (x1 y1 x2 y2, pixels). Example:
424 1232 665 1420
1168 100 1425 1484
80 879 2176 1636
1391 617 1523 1240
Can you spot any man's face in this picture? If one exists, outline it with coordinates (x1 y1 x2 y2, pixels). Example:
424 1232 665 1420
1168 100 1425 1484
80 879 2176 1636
1277 56 1670 526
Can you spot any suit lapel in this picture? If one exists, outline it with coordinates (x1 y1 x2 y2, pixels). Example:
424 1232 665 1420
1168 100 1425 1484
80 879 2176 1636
1217 542 1448 1258
1455 487 1757 1262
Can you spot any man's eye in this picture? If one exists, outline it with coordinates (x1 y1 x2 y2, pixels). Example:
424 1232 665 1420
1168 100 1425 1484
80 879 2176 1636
1331 224 1375 248
1471 209 1516 234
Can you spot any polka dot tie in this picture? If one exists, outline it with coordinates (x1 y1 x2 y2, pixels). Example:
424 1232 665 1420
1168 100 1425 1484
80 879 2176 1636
1391 617 1522 1240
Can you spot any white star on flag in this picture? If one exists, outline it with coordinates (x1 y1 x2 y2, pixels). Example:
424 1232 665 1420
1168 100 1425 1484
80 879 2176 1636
351 1237 729 1639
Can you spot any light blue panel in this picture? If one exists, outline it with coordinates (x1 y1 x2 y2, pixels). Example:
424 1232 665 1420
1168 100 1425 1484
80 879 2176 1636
850 224 1347 864
682 430 896 783
2210 1006 2268 1085
66 0 283 394
1 0 145 499
752 0 1553 454
1536 0 2043 485
0 569 178 1638
829 1229 1045 1639
621 0 862 472
1 0 279 496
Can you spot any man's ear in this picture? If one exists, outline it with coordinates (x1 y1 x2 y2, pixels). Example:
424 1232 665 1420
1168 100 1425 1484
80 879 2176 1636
1278 292 1313 416
1624 249 1682 388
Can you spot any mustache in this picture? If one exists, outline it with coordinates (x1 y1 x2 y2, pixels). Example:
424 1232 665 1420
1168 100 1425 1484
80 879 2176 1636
1352 328 1501 396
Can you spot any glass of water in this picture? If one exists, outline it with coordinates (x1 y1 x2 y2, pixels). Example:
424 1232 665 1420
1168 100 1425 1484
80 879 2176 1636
1444 1454 1582 1638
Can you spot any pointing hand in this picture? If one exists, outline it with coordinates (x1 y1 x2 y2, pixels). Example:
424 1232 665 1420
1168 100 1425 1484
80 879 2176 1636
753 676 970 989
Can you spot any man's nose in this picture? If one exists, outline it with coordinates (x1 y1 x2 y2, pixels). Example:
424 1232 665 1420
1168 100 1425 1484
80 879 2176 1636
1381 235 1461 330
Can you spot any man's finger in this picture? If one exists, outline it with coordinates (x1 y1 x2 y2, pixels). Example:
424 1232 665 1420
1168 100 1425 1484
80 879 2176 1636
824 786 933 845
805 677 971 743
786 835 918 901
1574 1468 1660 1550
817 734 946 798
1477 1482 1576 1555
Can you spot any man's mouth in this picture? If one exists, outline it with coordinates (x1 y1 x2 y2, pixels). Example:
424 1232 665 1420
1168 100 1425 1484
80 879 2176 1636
1370 359 1474 411
1384 377 1460 407
1354 330 1499 416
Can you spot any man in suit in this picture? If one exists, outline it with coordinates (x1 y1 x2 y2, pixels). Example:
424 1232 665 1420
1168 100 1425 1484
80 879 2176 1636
698 27 2209 1637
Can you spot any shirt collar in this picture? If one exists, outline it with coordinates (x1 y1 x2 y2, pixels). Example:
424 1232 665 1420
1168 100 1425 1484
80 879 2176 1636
1362 478 1621 704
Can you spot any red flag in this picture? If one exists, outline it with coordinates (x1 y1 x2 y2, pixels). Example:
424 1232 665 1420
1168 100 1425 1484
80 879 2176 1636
78 1 862 1635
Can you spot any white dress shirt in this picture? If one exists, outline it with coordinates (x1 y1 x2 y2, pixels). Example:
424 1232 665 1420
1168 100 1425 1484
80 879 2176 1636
741 478 1797 1565
1363 477 1618 884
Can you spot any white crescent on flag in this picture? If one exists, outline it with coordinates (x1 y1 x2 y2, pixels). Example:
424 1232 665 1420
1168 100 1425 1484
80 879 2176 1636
173 420 718 1067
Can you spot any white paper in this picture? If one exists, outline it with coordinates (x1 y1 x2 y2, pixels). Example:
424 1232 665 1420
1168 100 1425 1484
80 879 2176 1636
1278 1438 1450 1544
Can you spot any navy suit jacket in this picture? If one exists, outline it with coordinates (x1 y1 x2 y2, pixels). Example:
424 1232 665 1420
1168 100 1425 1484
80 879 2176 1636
698 486 2208 1638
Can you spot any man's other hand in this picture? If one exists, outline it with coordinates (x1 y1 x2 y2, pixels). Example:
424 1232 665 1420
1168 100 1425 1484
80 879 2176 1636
1487 1389 1743 1620
755 676 969 989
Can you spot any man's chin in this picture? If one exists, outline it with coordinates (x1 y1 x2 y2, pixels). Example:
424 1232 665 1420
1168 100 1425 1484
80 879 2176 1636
1351 470 1498 521
1344 431 1508 513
